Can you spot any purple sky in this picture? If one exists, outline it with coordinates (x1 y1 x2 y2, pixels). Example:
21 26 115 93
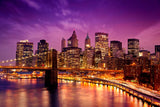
0 0 160 61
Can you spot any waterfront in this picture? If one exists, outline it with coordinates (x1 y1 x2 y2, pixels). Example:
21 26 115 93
0 79 152 107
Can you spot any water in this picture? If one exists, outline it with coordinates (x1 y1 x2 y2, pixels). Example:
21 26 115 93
0 79 150 107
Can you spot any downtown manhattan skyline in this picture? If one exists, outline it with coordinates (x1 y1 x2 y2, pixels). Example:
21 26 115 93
0 0 160 61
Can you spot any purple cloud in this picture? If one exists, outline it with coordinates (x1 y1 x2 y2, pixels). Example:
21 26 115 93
0 0 160 62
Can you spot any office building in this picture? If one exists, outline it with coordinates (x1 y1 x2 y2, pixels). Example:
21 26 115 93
93 51 102 67
83 47 94 68
68 30 78 47
83 34 94 68
85 33 91 50
37 40 49 67
59 30 81 68
128 39 139 57
66 47 81 68
16 40 33 67
110 40 122 57
95 32 109 59
150 53 159 65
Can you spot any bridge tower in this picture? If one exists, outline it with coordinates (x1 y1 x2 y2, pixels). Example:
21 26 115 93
45 49 58 88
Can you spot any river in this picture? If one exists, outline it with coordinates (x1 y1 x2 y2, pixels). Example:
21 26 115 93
0 79 151 107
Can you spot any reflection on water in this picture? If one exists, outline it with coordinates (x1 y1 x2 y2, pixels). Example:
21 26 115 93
0 79 152 107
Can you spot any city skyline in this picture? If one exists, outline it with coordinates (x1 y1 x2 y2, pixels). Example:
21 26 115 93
1 0 160 61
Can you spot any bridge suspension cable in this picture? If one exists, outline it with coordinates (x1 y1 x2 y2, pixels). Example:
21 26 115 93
0 50 51 65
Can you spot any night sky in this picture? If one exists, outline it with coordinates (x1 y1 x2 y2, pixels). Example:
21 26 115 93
0 0 160 61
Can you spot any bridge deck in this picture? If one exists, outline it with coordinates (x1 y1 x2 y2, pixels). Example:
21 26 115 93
0 66 123 72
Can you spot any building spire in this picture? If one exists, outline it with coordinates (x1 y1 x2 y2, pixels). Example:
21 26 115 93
85 33 91 49
86 33 89 39
72 30 77 38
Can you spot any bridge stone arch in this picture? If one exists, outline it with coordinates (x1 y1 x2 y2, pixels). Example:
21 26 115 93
45 49 58 88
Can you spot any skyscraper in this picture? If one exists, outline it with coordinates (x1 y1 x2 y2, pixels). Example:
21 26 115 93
110 40 122 57
59 30 81 68
95 32 109 59
93 51 102 67
37 40 49 67
16 40 33 67
83 34 94 68
66 47 81 68
128 39 139 57
61 38 66 51
85 33 91 50
83 48 94 68
68 30 78 47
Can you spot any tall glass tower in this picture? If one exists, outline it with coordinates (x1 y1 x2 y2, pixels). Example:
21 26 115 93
95 32 108 59
16 40 33 67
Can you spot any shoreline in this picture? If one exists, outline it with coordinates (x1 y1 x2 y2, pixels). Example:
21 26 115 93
58 77 160 107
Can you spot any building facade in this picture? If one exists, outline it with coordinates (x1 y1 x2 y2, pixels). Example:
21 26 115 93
83 47 94 68
66 47 81 68
93 51 102 67
59 30 81 68
85 33 91 49
139 50 150 59
83 34 94 68
110 40 122 57
95 32 109 59
68 30 78 47
128 39 139 57
16 40 33 67
150 53 159 65
37 40 49 67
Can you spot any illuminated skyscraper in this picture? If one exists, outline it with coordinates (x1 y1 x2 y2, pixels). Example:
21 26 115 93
16 40 33 67
59 30 81 68
58 50 67 68
110 40 122 57
37 40 49 67
83 48 94 68
66 47 81 68
85 33 91 49
128 39 139 57
95 32 109 59
83 34 94 68
61 38 66 51
93 51 102 67
68 30 78 47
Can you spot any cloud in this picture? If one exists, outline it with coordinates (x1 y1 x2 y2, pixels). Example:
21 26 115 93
135 22 160 52
59 19 88 32
23 0 40 10
62 9 71 16
59 0 68 7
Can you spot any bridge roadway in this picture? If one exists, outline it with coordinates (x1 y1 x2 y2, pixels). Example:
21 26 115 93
58 67 123 72
0 66 123 72
0 66 52 70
